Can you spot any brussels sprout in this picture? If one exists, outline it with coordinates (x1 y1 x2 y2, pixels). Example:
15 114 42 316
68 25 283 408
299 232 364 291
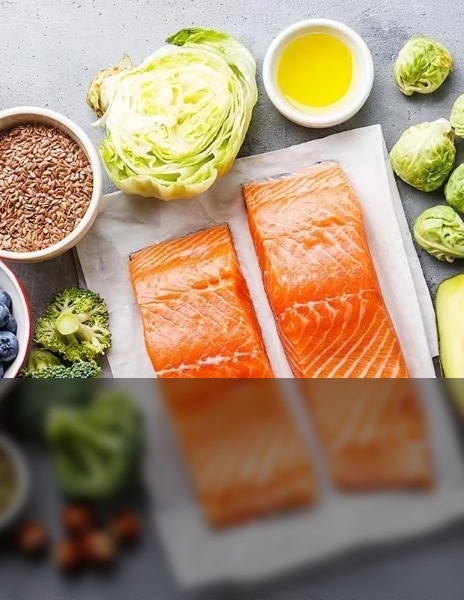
394 36 453 96
413 205 464 263
450 94 464 139
390 119 456 192
445 164 464 213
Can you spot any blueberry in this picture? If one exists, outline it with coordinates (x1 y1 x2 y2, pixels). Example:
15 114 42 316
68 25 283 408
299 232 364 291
2 314 17 334
0 290 12 310
0 303 9 328
0 332 18 362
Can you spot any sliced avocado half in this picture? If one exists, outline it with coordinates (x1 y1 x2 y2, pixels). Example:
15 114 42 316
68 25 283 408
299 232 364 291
436 273 464 416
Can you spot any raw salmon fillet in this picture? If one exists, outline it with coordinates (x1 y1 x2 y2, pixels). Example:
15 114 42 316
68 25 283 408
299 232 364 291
129 224 273 378
301 380 433 490
160 379 317 527
243 161 408 378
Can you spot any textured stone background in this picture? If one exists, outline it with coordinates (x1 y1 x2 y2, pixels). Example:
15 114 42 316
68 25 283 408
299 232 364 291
1 1 464 599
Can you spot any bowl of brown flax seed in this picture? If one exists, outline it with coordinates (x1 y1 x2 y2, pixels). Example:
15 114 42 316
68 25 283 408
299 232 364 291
0 106 103 262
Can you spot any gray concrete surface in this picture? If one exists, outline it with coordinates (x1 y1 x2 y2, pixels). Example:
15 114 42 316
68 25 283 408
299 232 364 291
1 0 464 598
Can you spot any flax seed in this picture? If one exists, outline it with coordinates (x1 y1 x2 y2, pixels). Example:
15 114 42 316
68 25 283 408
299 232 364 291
0 124 93 252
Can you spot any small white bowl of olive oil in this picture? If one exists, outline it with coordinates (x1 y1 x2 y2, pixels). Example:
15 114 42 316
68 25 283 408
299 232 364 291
263 19 374 128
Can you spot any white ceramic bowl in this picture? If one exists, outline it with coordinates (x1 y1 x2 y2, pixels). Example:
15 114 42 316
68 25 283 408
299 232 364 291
0 106 103 263
263 19 375 128
0 260 31 380
0 434 29 531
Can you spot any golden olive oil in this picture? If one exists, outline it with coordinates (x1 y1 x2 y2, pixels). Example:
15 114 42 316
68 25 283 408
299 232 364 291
277 32 353 109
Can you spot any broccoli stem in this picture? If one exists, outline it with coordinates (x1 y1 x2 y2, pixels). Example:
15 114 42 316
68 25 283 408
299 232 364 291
56 313 81 336
55 315 101 348
47 409 122 454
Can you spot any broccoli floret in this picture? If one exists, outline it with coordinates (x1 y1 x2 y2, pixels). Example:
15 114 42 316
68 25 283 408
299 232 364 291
23 349 62 375
63 361 102 378
26 361 101 379
45 390 142 499
22 348 101 378
34 288 111 362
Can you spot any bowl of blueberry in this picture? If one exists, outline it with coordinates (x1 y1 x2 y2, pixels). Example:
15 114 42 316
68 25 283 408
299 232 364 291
0 261 31 381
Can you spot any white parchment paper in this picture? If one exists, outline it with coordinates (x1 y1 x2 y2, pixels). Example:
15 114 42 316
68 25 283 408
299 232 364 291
74 125 461 587
76 124 437 378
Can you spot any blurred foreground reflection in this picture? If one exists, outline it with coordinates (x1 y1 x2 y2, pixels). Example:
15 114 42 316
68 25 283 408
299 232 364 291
157 379 435 529
159 379 316 527
300 380 434 490
2 378 464 589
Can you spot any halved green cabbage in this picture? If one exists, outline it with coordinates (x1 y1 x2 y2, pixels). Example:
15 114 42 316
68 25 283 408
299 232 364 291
87 28 258 201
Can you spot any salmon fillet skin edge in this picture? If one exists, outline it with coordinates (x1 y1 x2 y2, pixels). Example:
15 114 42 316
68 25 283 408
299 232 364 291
129 224 274 378
160 379 317 527
243 161 409 378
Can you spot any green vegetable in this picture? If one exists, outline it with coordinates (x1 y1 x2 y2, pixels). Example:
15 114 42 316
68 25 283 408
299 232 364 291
445 164 464 213
394 36 453 96
22 349 102 379
390 119 456 192
24 349 61 373
34 288 111 362
436 274 464 378
45 390 142 499
444 379 464 420
436 275 464 417
450 94 464 139
86 54 133 118
87 27 258 201
413 205 464 262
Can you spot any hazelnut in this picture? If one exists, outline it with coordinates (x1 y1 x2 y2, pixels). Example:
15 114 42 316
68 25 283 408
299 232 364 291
16 522 49 556
61 504 95 536
53 539 82 572
79 530 117 567
109 511 141 545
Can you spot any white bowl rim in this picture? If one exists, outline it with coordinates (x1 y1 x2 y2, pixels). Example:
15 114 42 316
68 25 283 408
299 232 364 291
0 105 102 261
263 19 375 128
0 259 31 379
0 434 29 530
